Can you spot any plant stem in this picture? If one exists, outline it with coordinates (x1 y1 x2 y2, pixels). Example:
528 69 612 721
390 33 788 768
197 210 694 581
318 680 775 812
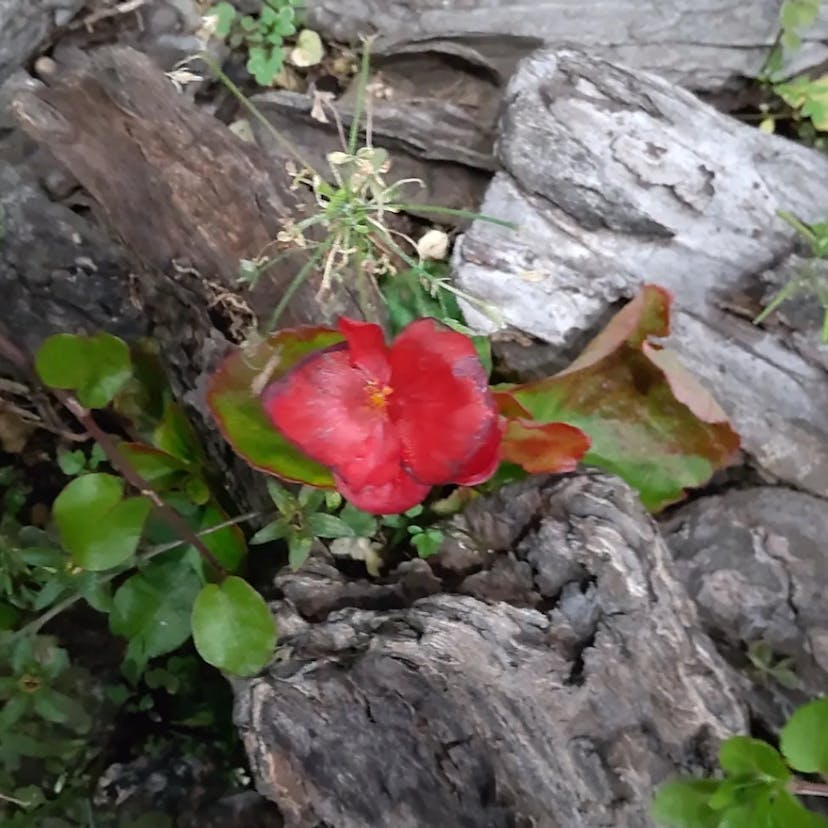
0 331 229 578
16 511 259 638
790 779 828 798
56 390 229 577
0 790 29 807
348 36 375 155
267 237 334 330
201 53 316 173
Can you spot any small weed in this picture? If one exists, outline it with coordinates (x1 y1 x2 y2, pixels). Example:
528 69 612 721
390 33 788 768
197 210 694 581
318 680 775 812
753 210 828 341
209 0 322 87
653 697 828 828
204 40 514 333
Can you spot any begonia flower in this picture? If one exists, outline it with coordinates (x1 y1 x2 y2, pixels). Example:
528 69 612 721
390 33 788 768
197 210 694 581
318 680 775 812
263 317 502 513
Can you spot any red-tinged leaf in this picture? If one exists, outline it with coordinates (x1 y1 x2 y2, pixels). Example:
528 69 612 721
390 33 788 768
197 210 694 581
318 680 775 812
501 419 591 474
493 388 532 419
207 327 343 486
642 343 728 423
511 285 740 511
560 285 672 375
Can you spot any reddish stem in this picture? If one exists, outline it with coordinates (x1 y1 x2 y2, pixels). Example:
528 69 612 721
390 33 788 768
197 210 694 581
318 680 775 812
0 332 227 578
790 779 828 798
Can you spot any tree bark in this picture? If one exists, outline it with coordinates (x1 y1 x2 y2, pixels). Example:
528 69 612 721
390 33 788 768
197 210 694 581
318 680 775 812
233 474 748 828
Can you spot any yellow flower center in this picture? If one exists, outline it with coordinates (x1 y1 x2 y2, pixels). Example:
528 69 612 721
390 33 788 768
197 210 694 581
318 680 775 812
366 382 393 411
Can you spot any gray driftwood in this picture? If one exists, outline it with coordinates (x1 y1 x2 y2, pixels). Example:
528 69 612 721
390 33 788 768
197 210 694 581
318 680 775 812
454 48 828 498
305 0 828 92
234 474 747 828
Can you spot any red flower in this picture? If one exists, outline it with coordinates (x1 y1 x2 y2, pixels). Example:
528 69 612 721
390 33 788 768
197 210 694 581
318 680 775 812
263 317 503 513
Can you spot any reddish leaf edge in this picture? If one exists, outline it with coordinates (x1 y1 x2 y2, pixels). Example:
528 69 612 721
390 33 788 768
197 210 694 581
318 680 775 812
206 325 341 487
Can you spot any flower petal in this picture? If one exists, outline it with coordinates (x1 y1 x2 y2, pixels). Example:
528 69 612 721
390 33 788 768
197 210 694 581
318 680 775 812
453 417 505 486
339 317 391 384
333 468 430 514
262 345 401 488
388 318 499 485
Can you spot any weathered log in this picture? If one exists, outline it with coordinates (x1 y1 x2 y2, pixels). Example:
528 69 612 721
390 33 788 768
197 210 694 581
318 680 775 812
0 0 83 85
305 0 828 92
7 45 345 512
233 474 748 828
454 48 828 498
665 486 828 731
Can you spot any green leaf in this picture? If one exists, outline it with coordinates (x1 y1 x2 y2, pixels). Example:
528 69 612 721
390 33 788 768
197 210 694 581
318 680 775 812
57 449 87 476
35 332 132 408
189 504 247 577
651 779 721 828
780 696 828 773
511 286 740 511
781 0 820 34
708 777 767 811
411 528 443 558
72 570 112 613
250 518 290 545
11 785 45 811
247 45 285 86
191 576 276 676
53 474 151 570
267 479 296 514
207 327 340 486
289 29 324 67
307 513 356 539
152 402 205 466
209 1 237 38
288 533 312 569
769 790 828 828
0 695 29 731
719 736 790 782
718 799 771 828
110 554 202 676
270 6 297 36
298 485 325 511
337 504 378 537
33 688 90 731
118 442 189 489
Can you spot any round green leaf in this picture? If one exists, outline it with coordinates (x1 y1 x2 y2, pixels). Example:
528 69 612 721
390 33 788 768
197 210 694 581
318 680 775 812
110 555 202 675
651 779 720 828
207 327 341 486
192 576 276 676
190 504 247 577
53 473 151 570
780 696 828 774
35 332 132 408
719 736 790 782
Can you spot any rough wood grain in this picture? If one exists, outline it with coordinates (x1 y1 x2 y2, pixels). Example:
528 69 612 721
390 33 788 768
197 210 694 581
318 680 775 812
7 46 345 514
454 49 828 498
234 474 748 828
305 0 828 92
665 486 828 730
